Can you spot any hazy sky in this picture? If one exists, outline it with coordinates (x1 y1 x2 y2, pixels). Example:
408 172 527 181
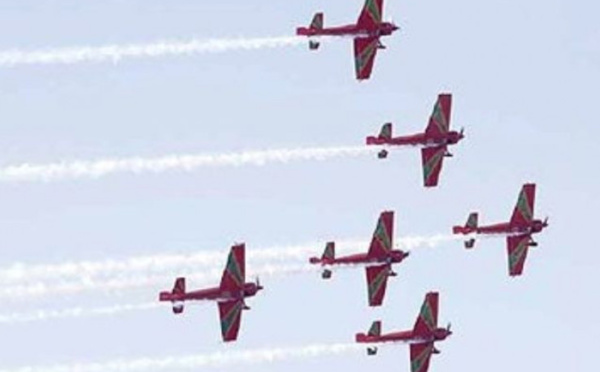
0 0 598 371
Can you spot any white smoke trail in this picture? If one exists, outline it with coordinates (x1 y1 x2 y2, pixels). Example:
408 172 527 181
0 146 375 183
0 263 315 301
0 240 366 284
0 36 306 67
0 302 161 324
0 343 363 372
0 235 459 285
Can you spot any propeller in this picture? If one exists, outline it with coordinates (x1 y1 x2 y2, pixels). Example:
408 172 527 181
447 322 452 332
459 127 465 138
543 217 549 227
256 277 264 291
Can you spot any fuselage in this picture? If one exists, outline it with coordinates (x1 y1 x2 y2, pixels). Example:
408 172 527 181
296 22 398 38
356 328 451 344
159 282 260 303
310 250 408 266
366 131 463 148
455 219 546 236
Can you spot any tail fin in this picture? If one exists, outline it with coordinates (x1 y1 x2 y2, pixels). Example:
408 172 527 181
452 212 478 235
310 12 324 30
465 212 478 229
322 241 335 260
379 122 392 139
173 277 186 295
368 320 382 337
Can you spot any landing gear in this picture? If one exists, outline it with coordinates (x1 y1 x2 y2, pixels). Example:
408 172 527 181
367 347 378 355
378 149 388 159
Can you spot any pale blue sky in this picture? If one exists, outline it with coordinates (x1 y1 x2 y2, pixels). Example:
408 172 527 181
0 0 598 371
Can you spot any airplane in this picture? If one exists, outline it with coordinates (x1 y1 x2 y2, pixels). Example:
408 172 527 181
296 0 399 80
366 93 464 187
309 211 409 307
355 292 452 372
158 243 263 342
452 183 549 276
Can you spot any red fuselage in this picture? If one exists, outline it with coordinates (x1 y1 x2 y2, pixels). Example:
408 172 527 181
159 282 261 303
366 131 463 148
453 219 547 236
309 250 409 266
296 22 398 38
356 328 452 344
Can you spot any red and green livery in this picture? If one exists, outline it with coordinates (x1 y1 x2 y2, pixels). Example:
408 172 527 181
309 211 409 307
453 183 548 276
366 94 464 187
296 0 398 80
356 292 452 372
158 244 263 342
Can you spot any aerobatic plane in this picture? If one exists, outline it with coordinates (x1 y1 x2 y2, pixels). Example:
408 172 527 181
158 243 263 342
453 183 548 276
296 0 399 80
309 211 409 306
366 93 464 187
356 292 452 372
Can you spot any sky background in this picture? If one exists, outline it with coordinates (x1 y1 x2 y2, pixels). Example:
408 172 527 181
0 0 598 371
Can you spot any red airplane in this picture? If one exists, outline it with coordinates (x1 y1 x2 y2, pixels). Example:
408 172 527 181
296 0 399 80
452 183 549 276
355 292 452 372
366 93 464 187
309 211 409 307
158 243 263 342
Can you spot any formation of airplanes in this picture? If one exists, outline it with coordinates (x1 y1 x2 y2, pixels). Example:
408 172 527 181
155 1 548 372
158 183 546 372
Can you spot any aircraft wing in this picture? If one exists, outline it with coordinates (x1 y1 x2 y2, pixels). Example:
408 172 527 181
366 264 390 306
510 183 536 226
354 37 379 80
367 211 394 258
357 0 383 30
421 146 446 187
507 234 530 276
410 343 435 372
218 300 243 342
219 244 246 292
413 292 439 337
425 94 452 137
